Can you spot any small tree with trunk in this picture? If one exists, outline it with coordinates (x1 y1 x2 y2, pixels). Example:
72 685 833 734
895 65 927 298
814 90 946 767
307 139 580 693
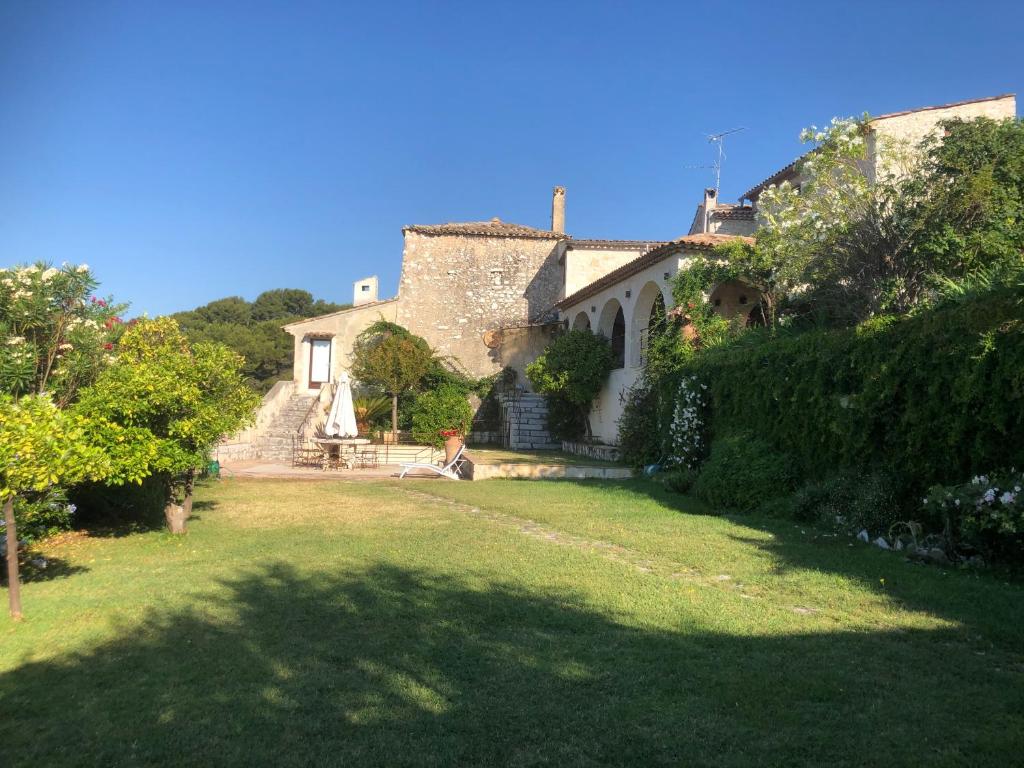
76 318 259 533
526 329 613 441
350 321 434 441
1 395 109 619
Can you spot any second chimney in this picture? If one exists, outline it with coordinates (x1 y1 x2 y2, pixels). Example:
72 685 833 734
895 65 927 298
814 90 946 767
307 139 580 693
702 187 717 233
551 186 566 234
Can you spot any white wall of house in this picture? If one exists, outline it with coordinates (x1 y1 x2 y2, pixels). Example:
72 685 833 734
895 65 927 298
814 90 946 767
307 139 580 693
563 243 654 298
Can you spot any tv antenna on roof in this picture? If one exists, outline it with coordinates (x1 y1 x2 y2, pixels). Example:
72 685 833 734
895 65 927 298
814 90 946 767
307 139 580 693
706 127 746 194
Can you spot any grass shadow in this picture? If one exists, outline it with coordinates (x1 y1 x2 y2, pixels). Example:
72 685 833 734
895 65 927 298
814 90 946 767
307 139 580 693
469 477 1024 650
1 562 1021 766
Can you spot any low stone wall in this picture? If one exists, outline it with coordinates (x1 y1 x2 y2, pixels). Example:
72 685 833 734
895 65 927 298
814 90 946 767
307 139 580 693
561 441 622 463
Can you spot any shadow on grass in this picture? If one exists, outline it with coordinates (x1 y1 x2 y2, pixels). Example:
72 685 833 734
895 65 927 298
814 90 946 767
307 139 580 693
17 555 89 584
478 478 1024 650
1 562 1021 767
69 479 219 539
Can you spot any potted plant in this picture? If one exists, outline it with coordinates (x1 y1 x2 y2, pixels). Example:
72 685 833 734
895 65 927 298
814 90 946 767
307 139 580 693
439 427 463 464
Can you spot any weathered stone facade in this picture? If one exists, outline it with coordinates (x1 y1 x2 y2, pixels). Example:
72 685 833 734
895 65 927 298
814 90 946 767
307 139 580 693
395 222 567 377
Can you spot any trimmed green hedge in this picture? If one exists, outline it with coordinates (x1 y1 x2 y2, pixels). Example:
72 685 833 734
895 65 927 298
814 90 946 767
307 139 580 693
682 288 1024 498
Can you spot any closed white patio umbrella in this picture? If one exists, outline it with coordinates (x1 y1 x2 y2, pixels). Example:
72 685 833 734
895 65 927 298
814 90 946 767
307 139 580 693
324 371 359 438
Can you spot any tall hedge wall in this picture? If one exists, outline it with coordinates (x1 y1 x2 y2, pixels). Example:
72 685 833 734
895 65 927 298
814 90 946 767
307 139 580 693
682 288 1024 496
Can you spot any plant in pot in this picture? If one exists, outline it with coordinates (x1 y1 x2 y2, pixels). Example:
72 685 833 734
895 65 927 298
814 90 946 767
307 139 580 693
411 385 473 462
353 395 391 437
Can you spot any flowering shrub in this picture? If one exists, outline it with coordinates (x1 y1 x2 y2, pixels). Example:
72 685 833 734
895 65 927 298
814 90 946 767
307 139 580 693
0 262 126 404
5 489 77 542
666 376 708 469
923 470 1024 560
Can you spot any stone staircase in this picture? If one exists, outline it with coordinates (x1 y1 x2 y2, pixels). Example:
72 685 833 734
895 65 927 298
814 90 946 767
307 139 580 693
257 393 320 460
500 392 559 450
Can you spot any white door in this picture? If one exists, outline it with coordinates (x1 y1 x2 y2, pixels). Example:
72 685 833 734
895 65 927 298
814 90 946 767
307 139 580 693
309 338 331 388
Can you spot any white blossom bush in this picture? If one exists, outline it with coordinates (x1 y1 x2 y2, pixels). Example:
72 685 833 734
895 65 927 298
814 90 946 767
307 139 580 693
666 376 708 469
923 470 1024 559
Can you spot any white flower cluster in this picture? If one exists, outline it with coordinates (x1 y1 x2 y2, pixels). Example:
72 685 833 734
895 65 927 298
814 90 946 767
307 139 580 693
923 469 1023 536
667 375 708 469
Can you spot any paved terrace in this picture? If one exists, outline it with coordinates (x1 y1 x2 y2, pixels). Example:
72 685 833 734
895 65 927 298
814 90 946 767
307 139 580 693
220 448 632 481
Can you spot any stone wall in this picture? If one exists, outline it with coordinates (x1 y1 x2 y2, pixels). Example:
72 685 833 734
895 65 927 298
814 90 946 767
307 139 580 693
869 95 1016 183
561 441 622 462
396 230 566 378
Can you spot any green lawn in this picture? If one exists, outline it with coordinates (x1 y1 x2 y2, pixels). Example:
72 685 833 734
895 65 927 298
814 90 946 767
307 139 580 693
1 478 1022 767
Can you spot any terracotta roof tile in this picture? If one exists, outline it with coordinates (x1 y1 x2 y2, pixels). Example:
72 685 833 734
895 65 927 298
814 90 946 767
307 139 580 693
568 239 667 249
403 217 566 240
557 233 753 309
711 206 756 221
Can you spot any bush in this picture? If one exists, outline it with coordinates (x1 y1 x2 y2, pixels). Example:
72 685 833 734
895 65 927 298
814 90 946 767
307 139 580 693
7 488 76 542
692 433 795 511
544 395 587 442
662 468 698 494
685 287 1024 502
617 382 662 469
69 474 169 531
789 472 899 535
410 385 473 448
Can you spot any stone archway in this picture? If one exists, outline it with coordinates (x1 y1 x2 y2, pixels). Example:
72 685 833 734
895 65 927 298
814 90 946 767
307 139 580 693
709 279 763 322
572 311 592 331
630 281 669 367
598 298 626 369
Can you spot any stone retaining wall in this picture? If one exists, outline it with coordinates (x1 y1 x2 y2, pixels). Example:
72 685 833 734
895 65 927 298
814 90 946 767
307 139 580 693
561 441 622 462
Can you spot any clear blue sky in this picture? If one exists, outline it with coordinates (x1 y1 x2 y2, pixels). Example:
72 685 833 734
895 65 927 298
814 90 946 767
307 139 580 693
2 1 1021 316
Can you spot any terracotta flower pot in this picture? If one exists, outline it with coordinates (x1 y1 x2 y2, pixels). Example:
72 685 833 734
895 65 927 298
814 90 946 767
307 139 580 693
444 434 463 465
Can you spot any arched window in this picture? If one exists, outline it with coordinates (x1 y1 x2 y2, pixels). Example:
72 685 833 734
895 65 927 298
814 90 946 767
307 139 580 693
648 293 666 335
610 307 625 369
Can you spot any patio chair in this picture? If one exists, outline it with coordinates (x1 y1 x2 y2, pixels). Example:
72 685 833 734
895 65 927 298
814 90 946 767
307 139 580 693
292 436 324 468
399 444 467 480
355 446 379 469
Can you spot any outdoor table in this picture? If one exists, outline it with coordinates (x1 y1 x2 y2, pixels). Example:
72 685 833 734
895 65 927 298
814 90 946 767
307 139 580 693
312 437 371 470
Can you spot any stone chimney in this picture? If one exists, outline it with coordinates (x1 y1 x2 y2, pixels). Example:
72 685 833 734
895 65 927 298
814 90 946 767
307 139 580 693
551 186 566 234
353 276 378 306
702 187 717 233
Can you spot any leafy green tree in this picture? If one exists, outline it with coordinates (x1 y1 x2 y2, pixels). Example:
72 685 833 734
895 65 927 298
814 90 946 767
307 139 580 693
909 117 1024 279
173 290 349 391
350 321 435 441
526 329 613 440
1 394 109 619
76 318 260 533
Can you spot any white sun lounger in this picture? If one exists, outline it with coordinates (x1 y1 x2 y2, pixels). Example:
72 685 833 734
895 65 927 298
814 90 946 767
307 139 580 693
399 444 467 480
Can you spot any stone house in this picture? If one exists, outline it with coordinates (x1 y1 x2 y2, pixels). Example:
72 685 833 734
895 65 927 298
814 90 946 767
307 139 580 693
558 93 1017 447
222 187 665 456
222 93 1017 458
740 93 1017 205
